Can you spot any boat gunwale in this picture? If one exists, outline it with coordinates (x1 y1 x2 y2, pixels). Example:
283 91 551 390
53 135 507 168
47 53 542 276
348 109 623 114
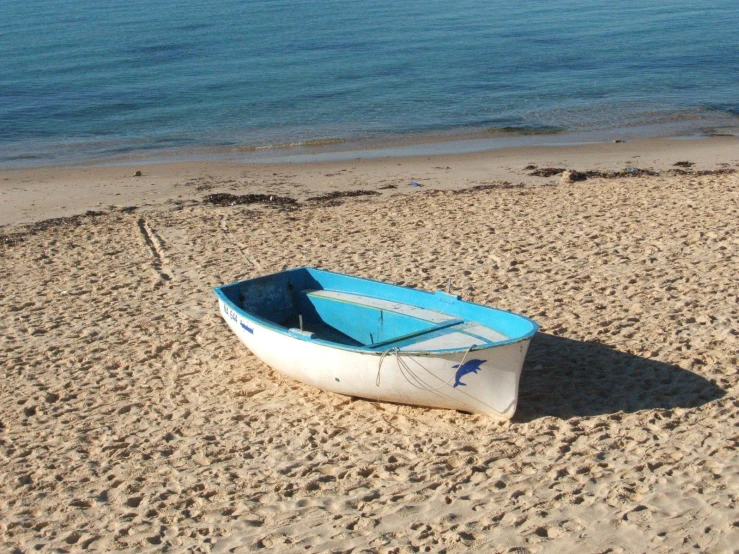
213 268 539 355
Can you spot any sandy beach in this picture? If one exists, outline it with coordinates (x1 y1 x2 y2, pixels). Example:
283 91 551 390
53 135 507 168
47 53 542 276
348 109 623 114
1 137 738 552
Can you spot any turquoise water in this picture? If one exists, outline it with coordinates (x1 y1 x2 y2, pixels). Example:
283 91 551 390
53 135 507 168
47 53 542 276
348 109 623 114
2 0 738 167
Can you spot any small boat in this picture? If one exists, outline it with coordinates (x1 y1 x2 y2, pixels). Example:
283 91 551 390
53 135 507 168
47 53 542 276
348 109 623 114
214 268 538 418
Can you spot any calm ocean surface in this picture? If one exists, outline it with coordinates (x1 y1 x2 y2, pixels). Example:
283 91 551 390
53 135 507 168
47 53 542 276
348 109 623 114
2 0 738 167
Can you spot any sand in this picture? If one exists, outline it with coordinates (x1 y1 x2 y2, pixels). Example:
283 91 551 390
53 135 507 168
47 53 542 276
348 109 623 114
1 137 738 553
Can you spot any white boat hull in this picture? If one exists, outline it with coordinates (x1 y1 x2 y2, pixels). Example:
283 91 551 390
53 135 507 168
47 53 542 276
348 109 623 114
219 300 531 419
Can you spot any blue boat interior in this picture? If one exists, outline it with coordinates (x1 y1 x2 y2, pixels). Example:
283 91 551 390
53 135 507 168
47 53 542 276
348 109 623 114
215 267 537 351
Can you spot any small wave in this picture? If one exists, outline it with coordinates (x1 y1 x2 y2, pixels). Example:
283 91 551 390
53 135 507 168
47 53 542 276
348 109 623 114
4 154 46 161
249 138 351 151
704 103 739 118
485 126 566 136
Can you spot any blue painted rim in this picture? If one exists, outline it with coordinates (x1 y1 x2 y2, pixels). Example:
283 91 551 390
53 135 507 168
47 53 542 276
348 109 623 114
213 267 539 354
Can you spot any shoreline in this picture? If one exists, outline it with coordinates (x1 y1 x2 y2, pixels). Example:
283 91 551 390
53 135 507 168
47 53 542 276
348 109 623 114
2 107 738 170
1 135 737 227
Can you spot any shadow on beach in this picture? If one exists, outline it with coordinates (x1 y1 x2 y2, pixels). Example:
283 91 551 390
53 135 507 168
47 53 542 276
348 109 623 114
515 332 725 422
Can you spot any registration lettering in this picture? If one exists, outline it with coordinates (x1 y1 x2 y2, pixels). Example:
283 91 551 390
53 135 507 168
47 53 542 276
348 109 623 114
224 305 254 334
223 305 238 323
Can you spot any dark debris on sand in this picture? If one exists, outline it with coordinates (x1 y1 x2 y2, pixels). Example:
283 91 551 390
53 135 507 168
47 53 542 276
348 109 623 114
529 166 736 181
669 168 737 176
1 210 109 248
453 182 527 194
588 168 660 178
202 193 299 207
306 190 380 202
304 190 380 207
529 166 659 179
530 167 567 177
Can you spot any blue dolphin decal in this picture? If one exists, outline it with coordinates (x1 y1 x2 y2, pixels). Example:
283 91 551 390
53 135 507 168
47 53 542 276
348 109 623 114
240 321 254 334
452 359 485 387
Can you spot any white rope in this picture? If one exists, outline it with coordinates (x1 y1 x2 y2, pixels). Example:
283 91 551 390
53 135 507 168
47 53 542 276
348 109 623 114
422 343 475 391
375 343 476 392
376 347 399 387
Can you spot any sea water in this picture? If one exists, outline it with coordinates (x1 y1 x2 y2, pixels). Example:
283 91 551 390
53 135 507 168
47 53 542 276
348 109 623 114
1 0 738 167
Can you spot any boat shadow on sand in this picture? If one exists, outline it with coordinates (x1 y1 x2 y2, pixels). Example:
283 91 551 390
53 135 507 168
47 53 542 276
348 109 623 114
515 332 725 422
